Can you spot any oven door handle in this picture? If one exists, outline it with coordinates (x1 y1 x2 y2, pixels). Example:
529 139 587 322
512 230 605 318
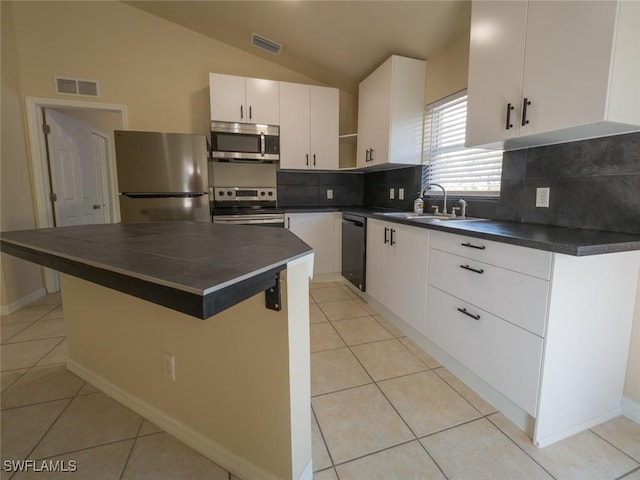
260 132 266 157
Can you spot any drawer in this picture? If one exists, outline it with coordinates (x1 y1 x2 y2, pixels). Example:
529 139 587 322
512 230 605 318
428 249 549 337
430 230 552 280
426 285 543 416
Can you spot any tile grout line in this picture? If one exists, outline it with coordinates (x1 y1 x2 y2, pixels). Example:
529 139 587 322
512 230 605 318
484 413 558 480
117 416 146 480
311 404 337 469
615 465 640 480
589 426 640 467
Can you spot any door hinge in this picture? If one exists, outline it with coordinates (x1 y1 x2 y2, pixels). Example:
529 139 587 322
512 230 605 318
49 192 57 202
42 124 51 134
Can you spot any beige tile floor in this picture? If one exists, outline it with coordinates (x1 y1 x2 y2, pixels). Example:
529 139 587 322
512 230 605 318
1 283 640 479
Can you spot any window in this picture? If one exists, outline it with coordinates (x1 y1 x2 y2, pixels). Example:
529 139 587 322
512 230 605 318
423 90 503 196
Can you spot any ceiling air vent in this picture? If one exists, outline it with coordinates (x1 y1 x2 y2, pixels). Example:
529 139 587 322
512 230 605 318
251 33 282 55
54 76 100 98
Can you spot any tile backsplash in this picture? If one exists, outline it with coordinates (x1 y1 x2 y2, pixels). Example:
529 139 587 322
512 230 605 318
277 132 639 234
277 171 363 207
453 132 640 234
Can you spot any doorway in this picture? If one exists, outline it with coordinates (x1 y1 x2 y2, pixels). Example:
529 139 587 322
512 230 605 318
25 97 127 291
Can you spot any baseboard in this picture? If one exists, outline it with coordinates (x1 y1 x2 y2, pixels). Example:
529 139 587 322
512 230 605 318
310 272 343 283
67 360 286 480
0 287 47 316
623 396 640 424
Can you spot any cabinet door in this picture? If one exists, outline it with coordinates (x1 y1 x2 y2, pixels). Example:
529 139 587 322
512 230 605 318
279 83 311 169
245 78 280 125
286 213 335 275
388 224 429 334
209 73 246 123
520 1 617 136
357 60 392 167
465 1 527 148
310 86 339 170
366 219 389 306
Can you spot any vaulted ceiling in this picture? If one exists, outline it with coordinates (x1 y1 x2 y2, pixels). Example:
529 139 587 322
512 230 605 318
125 1 471 93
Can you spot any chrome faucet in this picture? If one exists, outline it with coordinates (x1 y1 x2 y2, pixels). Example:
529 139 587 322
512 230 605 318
458 199 467 219
422 183 447 215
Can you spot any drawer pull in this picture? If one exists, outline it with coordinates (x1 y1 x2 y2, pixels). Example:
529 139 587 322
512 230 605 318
457 307 481 321
460 264 485 274
461 242 486 250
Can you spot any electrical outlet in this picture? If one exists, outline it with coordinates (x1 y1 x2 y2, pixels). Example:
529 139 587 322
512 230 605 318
162 352 176 381
536 187 550 208
398 188 404 200
326 189 333 199
389 188 395 200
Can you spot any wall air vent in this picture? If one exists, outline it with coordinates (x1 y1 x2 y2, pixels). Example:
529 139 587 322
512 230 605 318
251 33 282 55
54 76 100 98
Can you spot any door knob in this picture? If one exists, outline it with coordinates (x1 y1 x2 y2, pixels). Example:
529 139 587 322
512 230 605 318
93 204 102 209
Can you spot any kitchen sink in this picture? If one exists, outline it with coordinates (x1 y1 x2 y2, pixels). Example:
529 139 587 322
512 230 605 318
376 212 487 222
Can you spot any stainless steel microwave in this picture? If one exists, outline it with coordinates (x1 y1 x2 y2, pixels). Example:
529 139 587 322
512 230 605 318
210 121 279 163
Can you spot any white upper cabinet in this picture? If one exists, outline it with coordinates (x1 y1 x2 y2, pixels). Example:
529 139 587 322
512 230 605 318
209 73 279 125
357 56 426 168
466 0 640 150
279 82 339 170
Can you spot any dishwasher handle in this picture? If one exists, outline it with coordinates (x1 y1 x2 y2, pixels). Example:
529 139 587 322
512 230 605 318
342 213 366 227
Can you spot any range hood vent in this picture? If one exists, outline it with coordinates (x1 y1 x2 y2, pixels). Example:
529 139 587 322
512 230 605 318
251 33 282 55
54 76 100 97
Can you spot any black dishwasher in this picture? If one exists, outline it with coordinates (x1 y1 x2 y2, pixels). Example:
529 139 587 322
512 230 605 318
341 213 367 291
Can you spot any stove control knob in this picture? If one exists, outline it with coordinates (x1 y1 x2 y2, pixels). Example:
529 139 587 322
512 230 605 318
268 191 274 196
218 191 224 196
227 190 233 196
260 191 266 196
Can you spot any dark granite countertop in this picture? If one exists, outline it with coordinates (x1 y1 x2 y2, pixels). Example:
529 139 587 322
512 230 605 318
0 222 312 319
283 206 640 256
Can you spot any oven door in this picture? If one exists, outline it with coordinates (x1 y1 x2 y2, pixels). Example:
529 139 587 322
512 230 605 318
212 214 284 227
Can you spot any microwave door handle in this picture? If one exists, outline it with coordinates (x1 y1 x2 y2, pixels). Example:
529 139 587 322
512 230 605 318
260 132 266 157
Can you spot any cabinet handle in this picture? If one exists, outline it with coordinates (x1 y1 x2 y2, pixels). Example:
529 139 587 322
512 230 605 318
240 105 244 119
287 217 290 229
313 154 316 166
365 149 370 162
460 264 484 274
384 227 389 244
370 148 375 162
249 105 253 120
390 228 396 246
461 242 486 250
521 98 531 126
306 154 309 166
505 103 514 130
457 307 481 321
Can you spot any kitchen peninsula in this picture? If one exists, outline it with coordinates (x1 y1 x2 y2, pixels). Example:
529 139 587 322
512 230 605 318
0 222 315 480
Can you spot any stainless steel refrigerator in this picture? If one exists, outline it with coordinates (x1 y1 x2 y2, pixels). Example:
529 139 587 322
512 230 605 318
115 130 211 223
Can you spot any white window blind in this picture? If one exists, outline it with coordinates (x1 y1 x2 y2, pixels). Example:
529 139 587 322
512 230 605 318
424 91 503 196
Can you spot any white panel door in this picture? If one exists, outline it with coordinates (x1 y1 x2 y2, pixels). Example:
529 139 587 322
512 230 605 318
387 224 429 334
465 0 528 147
286 213 335 275
520 1 617 136
365 219 390 307
45 109 106 226
309 86 339 170
245 77 280 125
209 73 246 122
279 82 311 169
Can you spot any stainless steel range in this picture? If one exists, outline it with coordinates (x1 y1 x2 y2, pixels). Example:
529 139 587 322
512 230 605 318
211 187 284 226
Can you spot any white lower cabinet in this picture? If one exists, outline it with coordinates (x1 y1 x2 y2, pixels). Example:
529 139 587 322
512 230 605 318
424 230 640 447
426 285 543 416
285 212 341 276
366 219 428 334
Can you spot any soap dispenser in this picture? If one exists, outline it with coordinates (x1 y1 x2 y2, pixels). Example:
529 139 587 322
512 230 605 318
413 193 424 214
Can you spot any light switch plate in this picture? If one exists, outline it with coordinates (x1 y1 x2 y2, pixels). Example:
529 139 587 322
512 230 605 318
399 188 404 200
536 187 550 208
327 189 333 199
389 188 395 200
